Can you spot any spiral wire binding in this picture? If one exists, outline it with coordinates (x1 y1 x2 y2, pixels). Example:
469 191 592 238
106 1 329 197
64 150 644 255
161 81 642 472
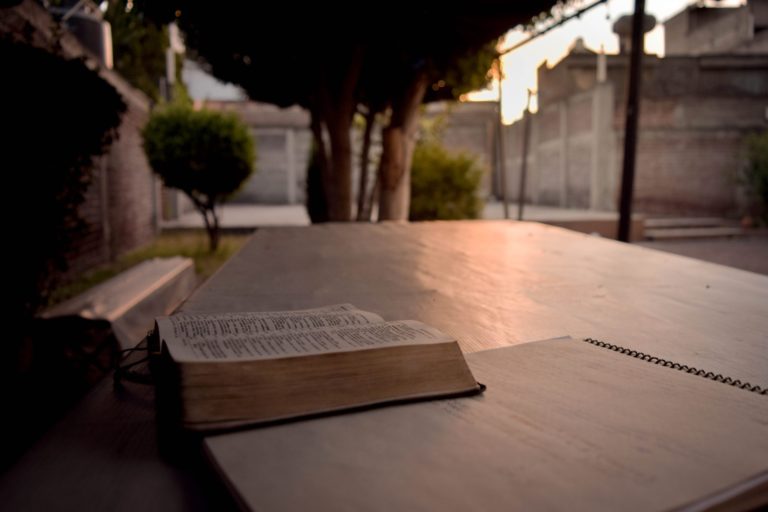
583 338 766 396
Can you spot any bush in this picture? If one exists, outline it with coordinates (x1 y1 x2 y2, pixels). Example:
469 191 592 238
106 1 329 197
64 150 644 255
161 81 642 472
6 40 125 322
142 106 255 250
409 141 484 221
744 130 768 225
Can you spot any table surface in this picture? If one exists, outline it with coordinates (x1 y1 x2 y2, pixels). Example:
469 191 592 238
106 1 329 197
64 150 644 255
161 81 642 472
3 221 767 511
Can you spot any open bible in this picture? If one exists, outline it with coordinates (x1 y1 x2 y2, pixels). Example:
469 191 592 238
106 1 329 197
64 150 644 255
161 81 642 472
149 304 483 431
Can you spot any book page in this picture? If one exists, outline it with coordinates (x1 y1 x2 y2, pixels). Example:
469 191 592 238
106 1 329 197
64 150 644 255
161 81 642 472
158 304 375 342
205 337 768 512
163 320 453 362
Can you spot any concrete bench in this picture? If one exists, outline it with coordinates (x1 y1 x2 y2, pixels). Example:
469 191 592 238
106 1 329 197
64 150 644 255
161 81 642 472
11 258 196 463
41 256 197 350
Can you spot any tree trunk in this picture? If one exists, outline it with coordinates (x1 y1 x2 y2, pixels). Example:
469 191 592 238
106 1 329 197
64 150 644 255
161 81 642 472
326 116 353 221
305 127 328 223
207 205 220 253
186 192 220 252
310 111 354 222
308 47 363 222
362 164 380 223
356 108 376 221
377 72 428 221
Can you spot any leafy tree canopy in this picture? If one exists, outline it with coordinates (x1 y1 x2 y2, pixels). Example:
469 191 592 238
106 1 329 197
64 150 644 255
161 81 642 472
143 1 560 221
104 0 168 101
162 2 558 108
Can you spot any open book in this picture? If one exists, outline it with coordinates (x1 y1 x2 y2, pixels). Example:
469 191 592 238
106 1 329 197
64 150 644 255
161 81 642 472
204 336 768 511
150 305 483 430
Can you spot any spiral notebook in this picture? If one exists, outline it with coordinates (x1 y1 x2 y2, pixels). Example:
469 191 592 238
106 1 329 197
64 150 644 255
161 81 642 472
204 336 768 512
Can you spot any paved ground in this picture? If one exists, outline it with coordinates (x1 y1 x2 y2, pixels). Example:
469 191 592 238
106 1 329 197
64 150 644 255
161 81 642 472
161 201 621 229
639 237 768 276
162 203 768 276
163 204 312 228
482 201 622 222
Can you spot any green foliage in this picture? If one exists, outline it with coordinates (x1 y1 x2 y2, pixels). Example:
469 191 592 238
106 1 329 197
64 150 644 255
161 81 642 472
142 105 254 250
5 39 125 321
744 130 768 224
104 0 169 102
166 2 558 110
429 40 499 101
142 105 254 199
140 2 558 219
6 40 123 442
172 52 192 106
409 141 485 221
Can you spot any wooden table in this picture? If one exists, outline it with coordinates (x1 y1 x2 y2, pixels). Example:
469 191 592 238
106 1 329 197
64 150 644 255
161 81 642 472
2 221 766 511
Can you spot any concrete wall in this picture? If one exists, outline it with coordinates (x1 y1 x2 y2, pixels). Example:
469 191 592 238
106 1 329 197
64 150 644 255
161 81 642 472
665 2 768 56
172 100 498 208
423 101 498 197
502 83 616 211
201 101 311 205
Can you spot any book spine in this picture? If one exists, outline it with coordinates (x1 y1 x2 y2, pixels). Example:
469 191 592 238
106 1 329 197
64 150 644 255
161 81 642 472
582 338 767 396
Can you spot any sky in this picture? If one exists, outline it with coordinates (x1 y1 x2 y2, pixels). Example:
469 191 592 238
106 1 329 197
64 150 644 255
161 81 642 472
467 0 745 123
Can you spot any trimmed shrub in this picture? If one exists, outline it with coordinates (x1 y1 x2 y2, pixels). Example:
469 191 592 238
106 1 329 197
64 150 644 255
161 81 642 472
142 106 255 250
409 141 484 221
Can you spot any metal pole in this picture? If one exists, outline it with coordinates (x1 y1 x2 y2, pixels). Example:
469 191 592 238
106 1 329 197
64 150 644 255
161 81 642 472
618 0 645 242
517 89 533 221
496 58 509 220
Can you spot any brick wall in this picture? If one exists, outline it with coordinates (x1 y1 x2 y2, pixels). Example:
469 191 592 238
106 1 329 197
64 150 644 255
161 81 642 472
66 160 110 276
105 103 157 257
665 4 762 56
2 1 159 279
634 130 744 215
506 53 767 216
626 92 766 216
65 98 158 277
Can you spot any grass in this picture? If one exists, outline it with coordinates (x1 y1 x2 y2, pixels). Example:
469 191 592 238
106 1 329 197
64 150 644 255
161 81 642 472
48 231 250 307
